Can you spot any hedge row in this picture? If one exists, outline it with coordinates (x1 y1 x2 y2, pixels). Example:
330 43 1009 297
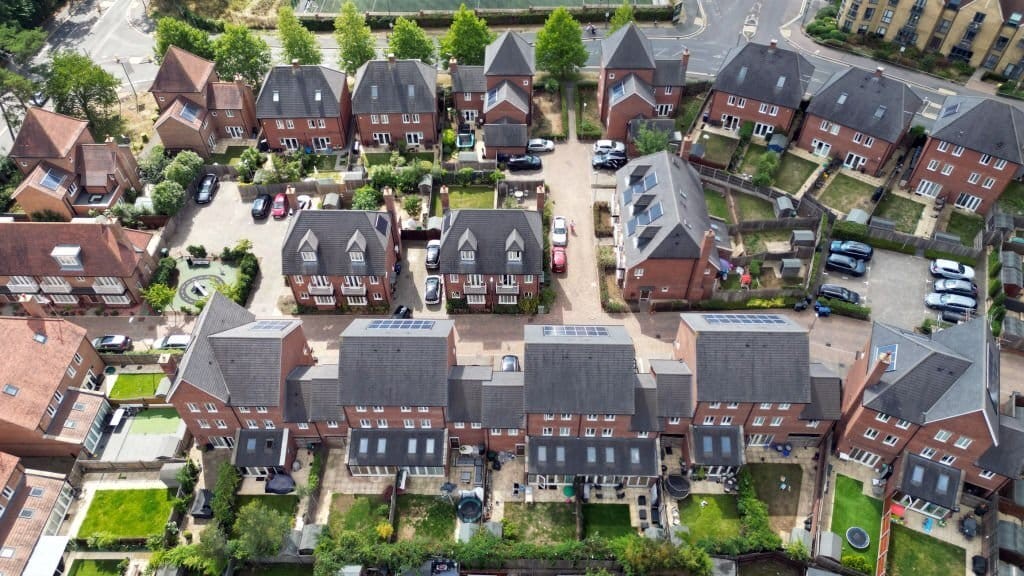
691 295 803 311
593 202 613 238
830 221 916 255
296 6 674 31
816 297 871 320
922 249 978 267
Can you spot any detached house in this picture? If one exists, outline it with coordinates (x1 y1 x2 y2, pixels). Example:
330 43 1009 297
256 62 351 153
0 452 75 576
10 109 141 220
352 56 437 149
439 208 543 311
451 31 534 129
798 66 922 176
150 46 259 158
709 40 814 137
906 96 1024 213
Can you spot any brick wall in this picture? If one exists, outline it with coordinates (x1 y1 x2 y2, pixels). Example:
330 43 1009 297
906 136 1019 213
707 90 797 134
796 113 900 176
261 116 348 152
444 272 540 311
354 113 437 148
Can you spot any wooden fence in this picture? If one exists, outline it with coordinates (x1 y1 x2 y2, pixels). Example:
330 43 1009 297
864 221 983 259
696 164 829 220
729 217 821 235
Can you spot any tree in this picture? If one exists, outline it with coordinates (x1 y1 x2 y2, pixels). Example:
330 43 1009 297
45 51 119 129
352 185 383 210
634 123 671 156
142 283 175 313
0 24 46 66
278 6 322 65
152 181 186 216
535 8 587 80
333 1 376 75
0 69 35 135
154 17 214 61
138 145 170 184
608 0 636 34
162 151 204 188
213 24 272 87
439 4 494 67
232 501 293 562
389 17 434 65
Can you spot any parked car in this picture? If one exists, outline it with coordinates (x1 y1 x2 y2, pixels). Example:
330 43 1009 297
925 292 977 314
425 239 441 270
190 489 214 519
551 216 568 247
933 278 978 298
92 335 133 353
551 246 567 273
929 259 976 280
829 240 873 261
527 138 555 153
501 355 521 372
593 140 626 155
592 151 628 170
391 305 412 319
271 192 288 219
195 173 218 204
825 253 866 277
424 275 443 305
153 334 192 351
251 193 272 219
506 155 542 171
817 283 861 305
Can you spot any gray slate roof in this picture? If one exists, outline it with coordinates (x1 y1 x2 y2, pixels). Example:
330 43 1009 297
680 313 811 404
171 292 256 403
631 374 663 432
255 65 347 119
999 521 1024 555
439 209 543 275
481 372 525 428
978 414 1024 479
348 429 446 467
528 437 659 477
691 425 744 466
801 363 842 420
484 31 535 77
484 123 528 147
338 319 455 406
523 324 636 414
649 359 693 419
208 319 301 406
282 210 392 277
654 58 687 86
447 365 490 423
485 80 530 114
616 152 713 268
601 23 655 69
714 42 814 109
899 453 961 509
232 428 288 468
285 364 342 423
930 96 1024 164
452 65 485 93
808 67 922 143
609 74 655 108
352 59 437 115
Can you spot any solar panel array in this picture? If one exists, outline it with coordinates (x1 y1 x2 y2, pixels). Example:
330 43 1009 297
703 314 787 326
367 319 437 330
626 201 665 236
251 320 292 331
622 170 658 205
541 325 609 337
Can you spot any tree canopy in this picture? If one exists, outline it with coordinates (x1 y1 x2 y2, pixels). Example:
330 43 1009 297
0 24 46 66
439 4 495 67
389 17 434 64
152 181 186 216
232 501 293 561
278 6 323 65
608 0 636 34
333 1 377 75
213 24 272 87
45 51 120 129
634 124 671 156
535 8 587 80
154 17 214 61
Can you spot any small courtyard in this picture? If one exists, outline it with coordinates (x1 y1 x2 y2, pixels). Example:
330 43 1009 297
108 372 165 400
395 494 457 545
127 408 181 435
699 132 740 167
887 522 965 576
328 493 390 535
169 257 240 312
430 184 495 216
677 494 742 543
746 464 803 535
582 503 632 539
773 153 818 193
873 193 925 234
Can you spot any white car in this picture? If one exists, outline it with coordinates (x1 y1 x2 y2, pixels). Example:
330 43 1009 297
527 138 555 153
593 139 626 155
929 259 976 281
153 334 192 351
551 216 568 247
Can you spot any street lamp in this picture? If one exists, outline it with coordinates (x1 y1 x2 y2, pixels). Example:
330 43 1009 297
605 11 610 28
116 57 139 111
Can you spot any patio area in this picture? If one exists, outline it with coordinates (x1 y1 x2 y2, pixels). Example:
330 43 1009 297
169 257 239 312
93 407 185 462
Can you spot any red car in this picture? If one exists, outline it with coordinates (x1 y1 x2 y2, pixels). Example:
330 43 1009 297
552 246 567 273
271 192 288 219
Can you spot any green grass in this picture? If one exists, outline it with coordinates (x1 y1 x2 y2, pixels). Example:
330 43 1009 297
677 494 741 543
364 151 435 167
329 494 390 535
819 173 876 215
945 211 984 246
431 184 495 215
739 143 770 175
128 408 180 435
676 92 707 133
78 489 175 539
887 523 965 576
874 193 925 234
68 560 124 576
109 372 164 400
583 504 633 539
999 180 1024 215
774 153 818 193
208 146 248 166
396 494 456 544
830 475 882 571
313 0 653 12
705 189 733 222
503 502 577 545
699 132 740 167
734 193 776 221
236 494 300 519
745 464 803 534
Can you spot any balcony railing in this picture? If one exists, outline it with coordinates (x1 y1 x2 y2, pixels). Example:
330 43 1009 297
41 281 73 294
340 284 366 296
7 281 39 293
463 284 487 295
496 284 519 295
91 280 125 295
308 283 334 296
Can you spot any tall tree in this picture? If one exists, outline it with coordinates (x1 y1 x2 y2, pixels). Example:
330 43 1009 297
0 25 46 66
154 17 214 61
439 4 494 67
608 0 636 34
278 6 322 65
388 17 434 64
333 1 376 74
634 123 670 155
535 8 587 80
45 51 119 128
213 24 272 87
231 501 293 562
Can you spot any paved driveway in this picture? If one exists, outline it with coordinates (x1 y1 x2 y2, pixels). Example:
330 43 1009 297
820 249 933 331
393 240 447 318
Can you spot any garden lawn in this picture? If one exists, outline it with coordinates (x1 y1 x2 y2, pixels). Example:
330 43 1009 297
745 464 803 535
999 180 1024 215
699 132 739 167
329 494 390 535
577 88 601 137
887 523 965 576
734 193 776 221
738 143 770 175
677 494 741 543
236 494 299 518
78 489 175 539
704 189 732 222
830 475 882 572
819 173 876 215
208 146 248 166
945 211 984 246
396 494 456 544
109 372 164 400
774 153 818 193
503 502 576 545
874 194 925 233
128 408 180 435
583 504 633 539
432 185 494 215
69 560 124 576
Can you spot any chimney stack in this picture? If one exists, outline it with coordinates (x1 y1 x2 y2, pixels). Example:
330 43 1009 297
681 48 690 70
291 59 300 73
18 294 49 318
535 185 546 215
440 185 450 212
679 136 693 160
866 351 893 388
388 53 396 65
449 58 458 73
874 66 885 78
769 39 778 49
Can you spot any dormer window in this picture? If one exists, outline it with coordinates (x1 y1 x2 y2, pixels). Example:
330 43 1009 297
349 251 365 262
51 245 83 271
297 229 319 263
273 90 280 102
460 250 475 261
507 250 522 262
346 229 366 263
301 250 317 262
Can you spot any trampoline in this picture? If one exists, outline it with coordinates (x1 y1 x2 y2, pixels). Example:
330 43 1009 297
665 475 691 499
457 494 483 523
846 526 870 550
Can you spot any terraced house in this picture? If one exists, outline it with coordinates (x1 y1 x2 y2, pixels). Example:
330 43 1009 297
351 56 437 149
256 62 351 153
0 452 75 576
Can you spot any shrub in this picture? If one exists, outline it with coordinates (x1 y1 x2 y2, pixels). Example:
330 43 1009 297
352 185 383 210
989 280 1004 298
923 249 977 266
143 283 175 313
237 148 265 183
187 244 207 258
817 297 872 320
211 461 241 527
152 181 186 216
162 150 204 188
403 195 422 215
220 239 253 263
841 554 872 573
597 245 617 270
593 202 613 238
31 209 68 222
442 128 456 155
152 257 179 287
738 121 754 141
752 151 780 187
138 145 170 184
457 167 475 187
489 169 506 186
233 253 260 305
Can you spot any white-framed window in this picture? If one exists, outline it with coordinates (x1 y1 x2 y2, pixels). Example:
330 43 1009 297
634 268 644 277
703 416 715 425
490 428 502 435
204 403 218 413
263 420 275 429
983 177 996 189
285 120 294 129
467 294 485 305
276 120 284 129
585 427 596 437
952 145 964 157
355 406 367 412
508 429 519 435
882 434 899 446
895 419 911 430
187 403 199 413
721 416 733 425
292 275 305 286
760 403 772 409
73 353 83 365
460 250 475 261
806 420 820 428
46 404 56 417
404 419 415 428
471 422 483 429
544 413 555 421
498 294 517 305
939 454 957 465
246 419 258 429
864 428 880 440
664 86 674 95
601 428 613 437
420 419 431 428
0 486 12 499
853 132 864 144
668 417 681 425
995 158 1008 170
453 422 465 429
604 414 616 421
737 97 747 107
376 419 388 428
725 402 739 409
759 103 769 114
778 403 791 410
198 419 210 429
400 406 412 413
864 136 875 147
372 406 384 412
709 402 721 409
215 419 227 429
308 120 316 129
297 422 309 430
380 114 389 124
941 163 954 176
876 413 891 423
934 429 952 442
769 417 783 426
359 419 371 428
560 413 572 420
979 469 996 480
927 159 940 171
769 105 779 116
327 420 339 428
954 436 973 449
370 114 379 124
968 172 981 184
637 431 650 438
937 141 950 152
820 120 832 131
979 154 992 165
559 427 570 436
542 427 553 436
317 119 326 128
728 95 737 106
920 447 937 459
753 416 765 426
256 406 268 413
463 92 471 101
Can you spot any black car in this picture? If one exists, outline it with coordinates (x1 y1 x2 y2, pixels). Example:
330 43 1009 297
501 355 521 372
425 240 441 270
506 155 542 171
251 193 272 219
817 283 861 305
825 253 866 277
92 335 133 353
195 173 218 204
592 151 628 170
829 240 873 261
391 305 412 319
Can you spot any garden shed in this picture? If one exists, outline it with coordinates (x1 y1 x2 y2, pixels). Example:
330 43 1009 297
418 174 433 196
774 196 796 218
767 133 788 152
780 258 803 278
323 193 340 209
846 208 869 225
158 462 186 488
816 530 843 562
790 229 815 247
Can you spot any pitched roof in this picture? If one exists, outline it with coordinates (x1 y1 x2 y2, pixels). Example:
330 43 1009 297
154 97 208 131
232 428 288 468
930 97 1024 164
348 429 446 467
714 42 814 109
808 67 923 143
801 363 843 420
481 372 525 428
680 313 811 404
151 46 216 94
609 74 656 108
691 425 744 466
528 437 659 477
171 292 257 402
284 364 341 422
899 453 961 509
352 59 437 115
14 162 74 200
207 319 302 406
654 58 687 86
451 65 486 93
0 219 147 278
12 108 90 161
485 80 530 114
650 359 693 418
630 374 663 432
448 365 489 423
0 470 67 576
207 82 248 111
338 319 455 406
483 123 528 147
439 209 543 275
281 210 392 276
978 415 1024 479
615 152 712 268
601 23 655 69
77 143 119 188
256 64 348 119
523 325 636 414
485 31 535 76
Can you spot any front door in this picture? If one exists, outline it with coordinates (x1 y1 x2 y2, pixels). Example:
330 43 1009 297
462 109 478 122
812 139 831 157
844 152 867 169
373 133 391 145
639 288 653 302
226 126 244 138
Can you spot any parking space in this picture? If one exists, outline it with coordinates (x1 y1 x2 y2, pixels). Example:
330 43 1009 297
392 240 447 318
821 249 933 330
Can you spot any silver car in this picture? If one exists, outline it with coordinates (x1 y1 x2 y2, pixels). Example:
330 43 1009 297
592 139 626 155
527 138 555 153
551 216 568 247
924 292 977 313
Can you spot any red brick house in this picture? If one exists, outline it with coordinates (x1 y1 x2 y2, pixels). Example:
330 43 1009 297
708 40 814 138
9 109 142 220
597 23 688 141
451 30 534 127
0 216 155 309
905 97 1024 214
798 67 922 176
0 452 75 576
256 62 351 153
150 46 259 158
351 56 437 149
